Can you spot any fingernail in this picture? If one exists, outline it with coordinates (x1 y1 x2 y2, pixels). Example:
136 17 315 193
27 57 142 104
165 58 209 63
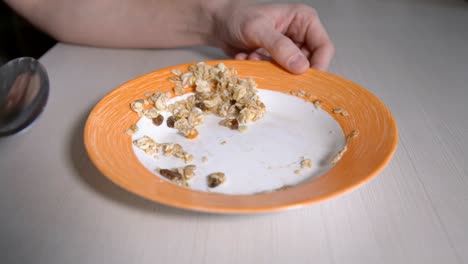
288 54 309 73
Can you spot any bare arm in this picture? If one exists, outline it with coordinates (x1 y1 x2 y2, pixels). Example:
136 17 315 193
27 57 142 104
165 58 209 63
5 0 334 73
4 0 231 48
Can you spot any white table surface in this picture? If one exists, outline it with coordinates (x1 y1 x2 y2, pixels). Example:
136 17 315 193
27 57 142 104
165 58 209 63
1 0 468 263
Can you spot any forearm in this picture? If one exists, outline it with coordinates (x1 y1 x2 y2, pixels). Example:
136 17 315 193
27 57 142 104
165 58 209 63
5 0 240 48
5 1 334 73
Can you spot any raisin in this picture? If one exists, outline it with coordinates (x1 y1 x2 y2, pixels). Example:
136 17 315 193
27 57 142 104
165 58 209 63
230 119 239 130
152 114 164 126
195 102 208 111
166 116 175 128
159 169 182 180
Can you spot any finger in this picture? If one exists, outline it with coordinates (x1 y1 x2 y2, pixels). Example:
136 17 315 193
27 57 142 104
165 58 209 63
303 16 335 70
253 25 309 74
235 53 248 60
309 42 334 70
298 44 311 60
255 48 270 57
248 52 262 60
248 49 272 61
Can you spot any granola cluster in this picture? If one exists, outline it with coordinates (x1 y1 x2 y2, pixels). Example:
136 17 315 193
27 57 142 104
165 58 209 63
128 62 266 140
133 136 193 163
167 62 265 137
128 91 170 135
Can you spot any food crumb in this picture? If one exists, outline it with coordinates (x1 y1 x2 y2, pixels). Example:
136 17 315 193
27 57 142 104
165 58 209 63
313 100 322 109
130 99 145 115
186 129 199 139
219 119 239 130
348 130 359 139
220 140 227 145
171 69 183 76
207 172 225 188
293 157 312 175
330 130 359 164
201 156 208 163
125 124 139 135
238 125 248 133
156 165 197 187
333 108 349 116
134 136 194 162
300 159 312 169
290 90 306 97
183 165 197 180
331 146 348 164
133 136 158 155
143 108 160 119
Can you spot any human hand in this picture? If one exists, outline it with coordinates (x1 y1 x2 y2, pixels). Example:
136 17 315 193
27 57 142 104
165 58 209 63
5 0 332 75
213 2 334 74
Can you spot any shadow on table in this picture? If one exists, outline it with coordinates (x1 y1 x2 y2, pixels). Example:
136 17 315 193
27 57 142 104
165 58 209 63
68 109 212 218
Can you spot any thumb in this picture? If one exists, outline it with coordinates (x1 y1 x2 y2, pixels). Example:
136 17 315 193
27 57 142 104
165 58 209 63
254 25 309 74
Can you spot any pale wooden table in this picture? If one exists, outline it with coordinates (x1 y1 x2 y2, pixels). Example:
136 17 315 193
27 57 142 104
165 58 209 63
1 0 467 263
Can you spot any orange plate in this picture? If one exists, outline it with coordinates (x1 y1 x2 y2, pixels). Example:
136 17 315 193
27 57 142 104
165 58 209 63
84 60 398 213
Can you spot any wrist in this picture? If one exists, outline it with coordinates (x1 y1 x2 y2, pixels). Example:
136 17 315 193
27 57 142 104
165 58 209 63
201 0 254 47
